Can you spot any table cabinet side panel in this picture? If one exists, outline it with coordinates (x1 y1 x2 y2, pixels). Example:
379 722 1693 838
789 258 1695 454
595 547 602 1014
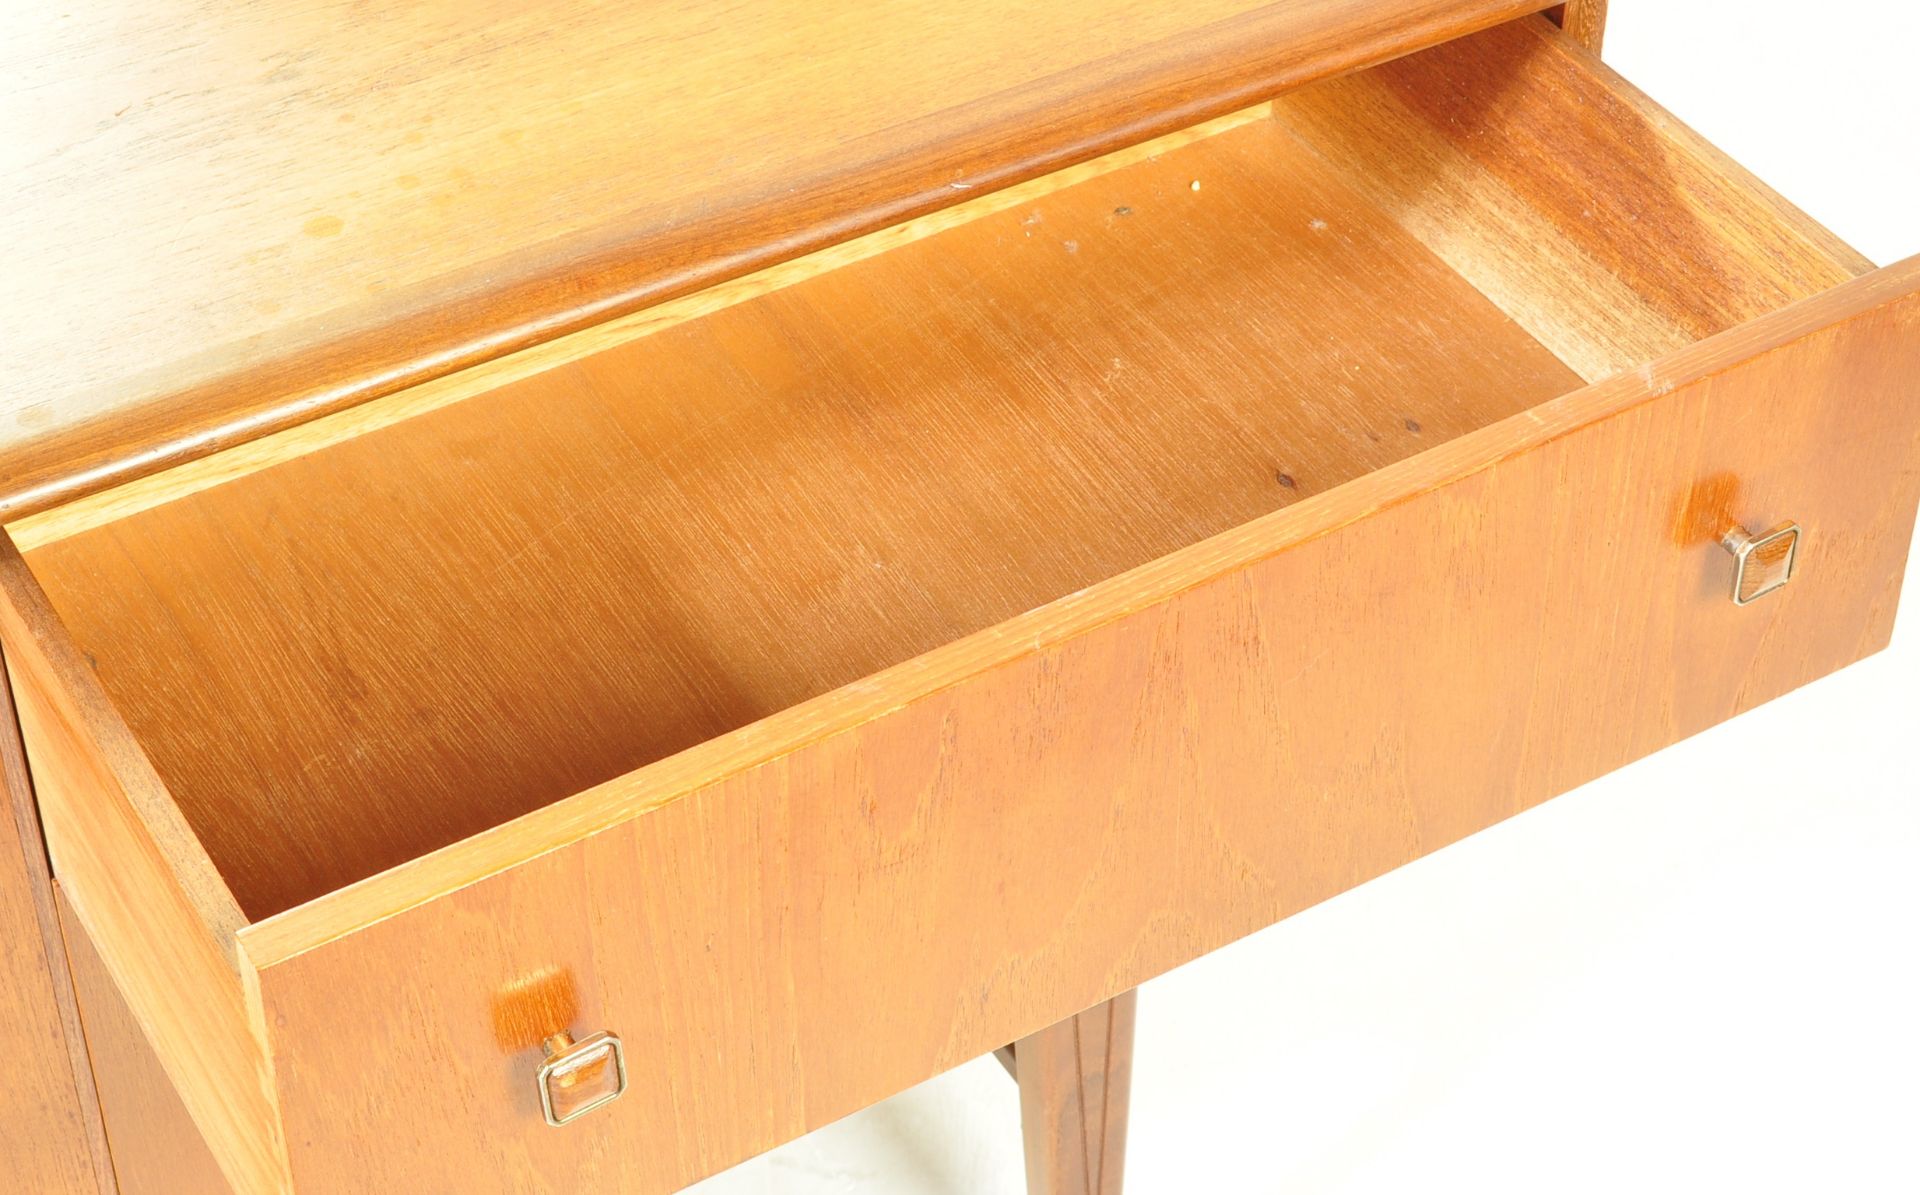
0 655 112 1194
56 887 234 1195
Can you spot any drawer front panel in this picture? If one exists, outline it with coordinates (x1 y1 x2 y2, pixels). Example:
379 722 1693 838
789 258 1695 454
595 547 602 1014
245 261 1920 1193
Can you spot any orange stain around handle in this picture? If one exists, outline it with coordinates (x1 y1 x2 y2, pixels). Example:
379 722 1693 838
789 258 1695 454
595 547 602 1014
489 966 580 1052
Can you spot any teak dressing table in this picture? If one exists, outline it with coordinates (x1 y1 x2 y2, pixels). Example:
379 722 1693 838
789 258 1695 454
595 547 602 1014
4 2 1916 1191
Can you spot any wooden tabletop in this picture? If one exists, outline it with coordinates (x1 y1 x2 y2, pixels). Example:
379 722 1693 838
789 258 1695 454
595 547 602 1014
1 0 1542 516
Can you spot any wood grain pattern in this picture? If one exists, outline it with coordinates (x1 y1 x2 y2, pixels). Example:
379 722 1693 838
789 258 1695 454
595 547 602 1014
0 545 289 1195
0 0 1551 519
236 259 1920 1194
23 112 1584 920
57 887 233 1195
0 650 112 1195
1016 992 1137 1195
1268 16 1871 382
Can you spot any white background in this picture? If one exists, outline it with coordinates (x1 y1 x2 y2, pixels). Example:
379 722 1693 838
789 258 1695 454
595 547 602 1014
693 3 1920 1190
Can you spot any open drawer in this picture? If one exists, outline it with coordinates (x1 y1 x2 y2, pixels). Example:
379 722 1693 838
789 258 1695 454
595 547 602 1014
4 16 1917 1194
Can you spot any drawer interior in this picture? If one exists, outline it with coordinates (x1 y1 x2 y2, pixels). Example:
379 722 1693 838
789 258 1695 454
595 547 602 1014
6 17 1869 920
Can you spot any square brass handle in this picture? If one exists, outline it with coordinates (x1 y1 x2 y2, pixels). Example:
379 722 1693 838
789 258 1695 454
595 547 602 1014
537 1030 627 1126
1722 522 1801 606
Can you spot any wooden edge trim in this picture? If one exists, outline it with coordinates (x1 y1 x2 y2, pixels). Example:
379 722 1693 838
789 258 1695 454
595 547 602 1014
237 253 1920 970
0 1 1552 522
6 104 1273 553
1547 1 1608 53
1 645 117 1195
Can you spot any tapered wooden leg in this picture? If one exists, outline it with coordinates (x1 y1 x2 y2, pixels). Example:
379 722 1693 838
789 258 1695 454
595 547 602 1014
1006 989 1136 1195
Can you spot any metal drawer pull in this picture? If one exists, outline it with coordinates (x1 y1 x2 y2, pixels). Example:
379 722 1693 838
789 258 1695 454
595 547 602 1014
1721 522 1801 606
537 1030 627 1126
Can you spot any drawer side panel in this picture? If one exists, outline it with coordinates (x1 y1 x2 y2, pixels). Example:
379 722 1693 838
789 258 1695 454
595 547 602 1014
0 547 291 1194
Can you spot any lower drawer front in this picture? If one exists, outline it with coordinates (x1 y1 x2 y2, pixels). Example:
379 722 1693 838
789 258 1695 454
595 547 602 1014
241 262 1920 1192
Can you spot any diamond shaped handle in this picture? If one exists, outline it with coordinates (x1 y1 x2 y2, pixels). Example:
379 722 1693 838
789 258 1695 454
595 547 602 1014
1721 522 1801 606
